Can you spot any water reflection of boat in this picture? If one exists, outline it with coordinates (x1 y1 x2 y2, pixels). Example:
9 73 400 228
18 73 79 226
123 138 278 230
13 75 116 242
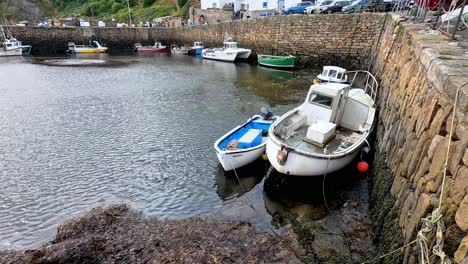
214 109 278 171
266 71 378 176
215 161 265 201
257 66 295 80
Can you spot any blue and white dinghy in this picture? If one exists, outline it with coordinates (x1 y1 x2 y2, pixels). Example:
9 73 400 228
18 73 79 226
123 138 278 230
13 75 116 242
214 108 278 171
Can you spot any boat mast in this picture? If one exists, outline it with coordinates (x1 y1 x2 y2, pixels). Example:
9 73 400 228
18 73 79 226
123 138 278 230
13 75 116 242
127 0 133 27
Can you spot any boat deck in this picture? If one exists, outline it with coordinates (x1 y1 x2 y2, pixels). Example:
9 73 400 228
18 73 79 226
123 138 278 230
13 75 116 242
278 125 363 155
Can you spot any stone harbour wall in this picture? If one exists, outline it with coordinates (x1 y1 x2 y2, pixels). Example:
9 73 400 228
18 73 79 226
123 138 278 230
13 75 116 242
7 13 385 68
370 14 468 263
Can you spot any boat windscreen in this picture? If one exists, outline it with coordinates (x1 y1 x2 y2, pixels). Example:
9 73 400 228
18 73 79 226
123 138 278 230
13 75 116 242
310 93 333 108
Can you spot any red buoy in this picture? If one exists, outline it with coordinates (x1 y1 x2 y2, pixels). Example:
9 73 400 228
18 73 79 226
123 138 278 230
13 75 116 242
357 161 369 173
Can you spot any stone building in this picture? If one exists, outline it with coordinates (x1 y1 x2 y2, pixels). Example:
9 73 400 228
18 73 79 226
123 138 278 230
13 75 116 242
153 16 184 28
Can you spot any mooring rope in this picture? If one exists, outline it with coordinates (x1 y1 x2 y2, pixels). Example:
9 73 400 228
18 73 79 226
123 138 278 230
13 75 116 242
361 81 467 264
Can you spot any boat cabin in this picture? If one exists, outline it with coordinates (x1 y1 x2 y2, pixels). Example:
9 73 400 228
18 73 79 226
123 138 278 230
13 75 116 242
153 42 163 48
193 41 204 48
2 38 22 51
276 81 375 148
317 66 348 83
224 42 238 49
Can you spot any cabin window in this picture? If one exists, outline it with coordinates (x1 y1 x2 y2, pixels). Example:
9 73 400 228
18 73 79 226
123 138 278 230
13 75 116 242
310 93 333 108
212 3 217 8
6 44 12 47
263 2 268 8
322 70 328 76
329 69 337 77
337 72 342 79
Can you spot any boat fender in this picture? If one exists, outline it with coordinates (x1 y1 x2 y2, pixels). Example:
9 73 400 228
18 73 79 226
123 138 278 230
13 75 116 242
277 146 289 165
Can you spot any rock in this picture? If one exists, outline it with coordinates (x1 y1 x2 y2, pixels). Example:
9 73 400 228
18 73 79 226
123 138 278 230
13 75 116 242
428 137 449 179
450 141 468 176
455 196 468 232
464 150 468 166
455 236 468 263
428 135 445 160
411 157 429 187
444 224 466 256
403 193 432 240
312 232 348 259
450 167 468 205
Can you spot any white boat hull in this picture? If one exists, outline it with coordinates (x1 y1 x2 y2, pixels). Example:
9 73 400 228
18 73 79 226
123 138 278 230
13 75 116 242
0 48 22 56
202 48 251 62
202 50 238 62
216 145 266 171
265 137 360 176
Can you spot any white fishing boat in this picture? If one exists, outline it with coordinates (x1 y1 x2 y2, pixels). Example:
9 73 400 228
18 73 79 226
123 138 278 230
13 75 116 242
171 44 190 55
317 66 348 83
0 26 31 56
214 108 278 171
266 71 378 176
67 41 108 53
202 38 251 62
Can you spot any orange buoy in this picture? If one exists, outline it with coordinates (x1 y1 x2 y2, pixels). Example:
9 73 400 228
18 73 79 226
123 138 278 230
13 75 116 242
357 161 369 173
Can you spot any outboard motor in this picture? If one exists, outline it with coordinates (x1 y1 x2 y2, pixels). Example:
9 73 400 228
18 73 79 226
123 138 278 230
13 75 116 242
260 107 273 120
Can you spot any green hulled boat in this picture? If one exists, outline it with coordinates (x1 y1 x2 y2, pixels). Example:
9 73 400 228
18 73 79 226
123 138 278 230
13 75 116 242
257 54 296 68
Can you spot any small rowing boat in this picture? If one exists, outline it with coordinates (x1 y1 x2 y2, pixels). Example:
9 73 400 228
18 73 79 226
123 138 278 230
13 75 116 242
257 54 296 68
214 108 278 171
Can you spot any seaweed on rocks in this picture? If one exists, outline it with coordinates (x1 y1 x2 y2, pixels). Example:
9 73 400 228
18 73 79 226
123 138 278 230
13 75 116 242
0 205 303 264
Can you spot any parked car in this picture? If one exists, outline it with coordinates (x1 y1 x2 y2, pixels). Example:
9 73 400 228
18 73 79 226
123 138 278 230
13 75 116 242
306 0 345 14
283 1 315 14
342 0 368 12
320 0 352 13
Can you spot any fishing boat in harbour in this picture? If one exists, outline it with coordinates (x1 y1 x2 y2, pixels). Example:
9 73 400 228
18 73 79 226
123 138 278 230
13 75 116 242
0 26 31 56
190 41 204 55
67 41 108 53
171 44 190 55
202 38 251 62
265 71 378 176
257 54 296 68
317 66 348 83
214 108 278 171
134 42 167 53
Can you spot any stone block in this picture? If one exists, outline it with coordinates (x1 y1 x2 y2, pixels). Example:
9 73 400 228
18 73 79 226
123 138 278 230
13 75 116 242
450 167 468 205
445 76 468 114
455 235 468 263
450 141 468 176
455 195 468 232
464 150 468 166
403 193 432 240
428 135 446 160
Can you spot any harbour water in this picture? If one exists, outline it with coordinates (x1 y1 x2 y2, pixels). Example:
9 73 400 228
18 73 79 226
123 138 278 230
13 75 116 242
0 54 369 251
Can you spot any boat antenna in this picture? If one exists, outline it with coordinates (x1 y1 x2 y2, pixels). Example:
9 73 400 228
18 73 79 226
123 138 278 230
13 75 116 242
127 0 133 27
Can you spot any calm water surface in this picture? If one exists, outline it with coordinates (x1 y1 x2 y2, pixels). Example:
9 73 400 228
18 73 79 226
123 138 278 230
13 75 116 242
0 54 318 249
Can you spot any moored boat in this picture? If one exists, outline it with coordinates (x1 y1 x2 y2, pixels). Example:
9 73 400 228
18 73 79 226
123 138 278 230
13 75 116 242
202 38 251 62
265 71 378 176
317 66 348 83
257 54 296 68
67 41 108 53
134 42 167 53
190 41 204 55
0 26 31 57
171 44 190 55
214 108 278 171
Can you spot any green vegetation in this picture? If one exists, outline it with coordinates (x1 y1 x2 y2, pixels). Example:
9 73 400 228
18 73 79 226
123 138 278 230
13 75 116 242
52 0 191 20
